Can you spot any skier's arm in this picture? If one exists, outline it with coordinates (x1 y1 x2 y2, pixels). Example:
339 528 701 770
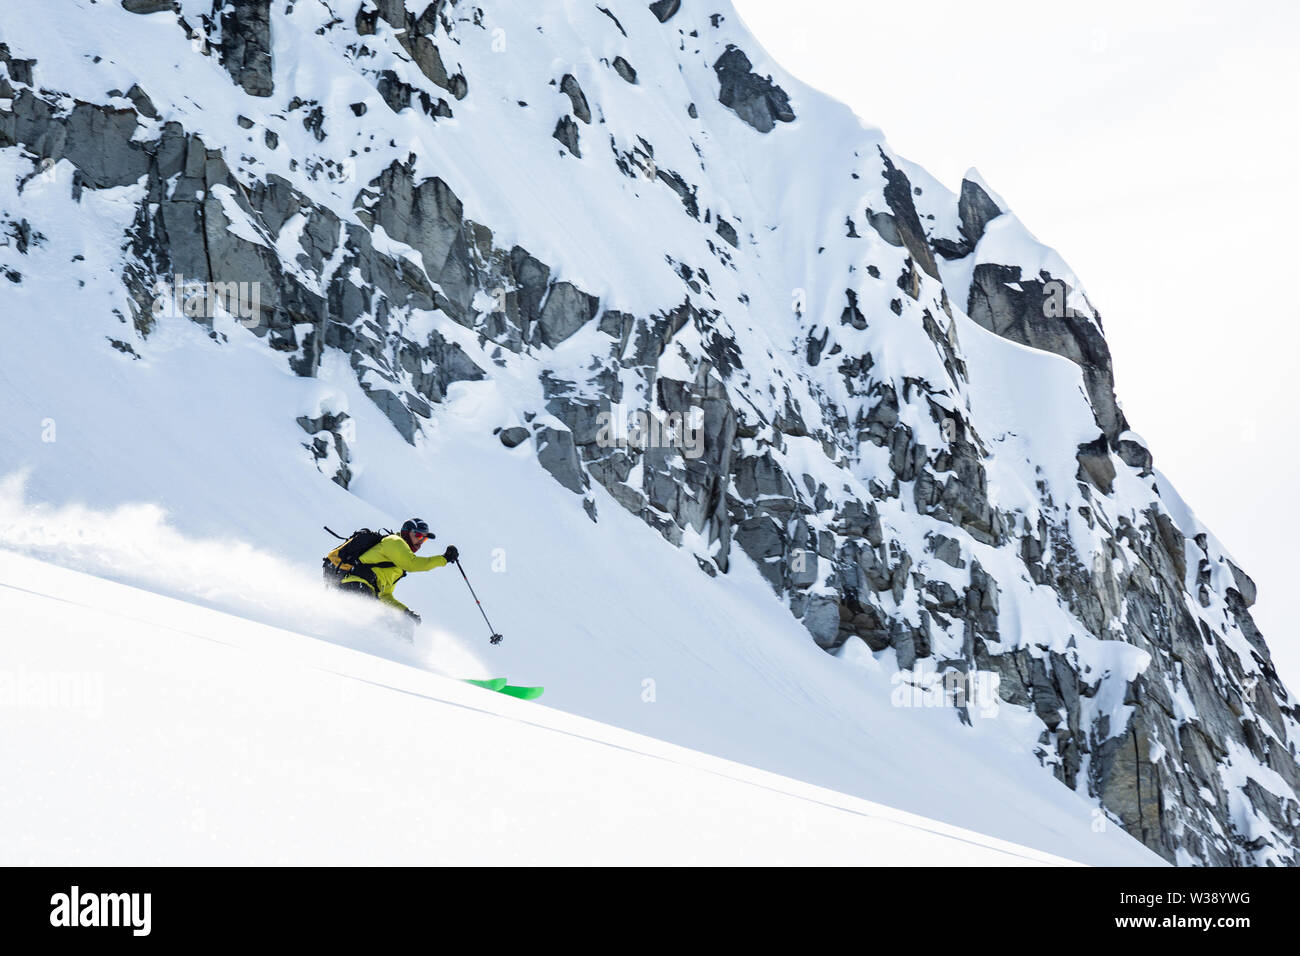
376 537 448 572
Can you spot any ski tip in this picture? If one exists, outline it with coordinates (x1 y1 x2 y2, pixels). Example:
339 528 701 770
459 678 543 700
499 684 544 700
462 677 509 692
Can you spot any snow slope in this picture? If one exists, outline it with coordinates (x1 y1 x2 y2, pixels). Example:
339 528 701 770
0 287 1161 864
0 549 1134 865
1 0 1288 864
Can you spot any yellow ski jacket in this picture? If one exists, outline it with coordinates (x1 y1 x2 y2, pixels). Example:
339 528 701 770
341 534 448 612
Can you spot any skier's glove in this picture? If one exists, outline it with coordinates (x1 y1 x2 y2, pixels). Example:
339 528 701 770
405 609 422 625
443 545 459 563
490 633 503 645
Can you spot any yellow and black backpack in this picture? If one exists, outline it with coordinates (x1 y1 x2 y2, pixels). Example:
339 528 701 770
322 526 395 592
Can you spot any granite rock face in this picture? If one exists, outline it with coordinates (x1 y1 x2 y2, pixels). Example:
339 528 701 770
2 0 1295 866
967 263 1128 444
220 1 274 97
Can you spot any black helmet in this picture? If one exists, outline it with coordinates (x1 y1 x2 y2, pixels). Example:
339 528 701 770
401 518 433 538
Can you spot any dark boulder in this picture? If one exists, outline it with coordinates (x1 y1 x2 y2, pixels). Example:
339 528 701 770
713 46 795 134
220 1 274 97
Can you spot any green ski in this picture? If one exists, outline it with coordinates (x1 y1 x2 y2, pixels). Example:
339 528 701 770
462 677 508 692
460 678 543 700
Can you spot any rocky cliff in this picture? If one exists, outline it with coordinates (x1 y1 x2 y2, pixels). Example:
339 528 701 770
1 0 1295 864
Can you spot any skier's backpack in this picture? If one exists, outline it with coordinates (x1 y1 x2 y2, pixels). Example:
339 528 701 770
322 526 395 592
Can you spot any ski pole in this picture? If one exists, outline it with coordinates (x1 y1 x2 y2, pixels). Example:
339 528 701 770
456 559 503 645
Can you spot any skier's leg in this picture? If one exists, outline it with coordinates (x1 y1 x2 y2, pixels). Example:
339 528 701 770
335 580 376 602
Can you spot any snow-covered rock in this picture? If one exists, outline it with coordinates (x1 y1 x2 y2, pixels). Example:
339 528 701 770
0 0 1294 865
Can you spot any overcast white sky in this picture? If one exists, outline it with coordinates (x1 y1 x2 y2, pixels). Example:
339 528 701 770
732 0 1300 685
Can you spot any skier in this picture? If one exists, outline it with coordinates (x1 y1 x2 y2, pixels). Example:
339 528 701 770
334 518 459 625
